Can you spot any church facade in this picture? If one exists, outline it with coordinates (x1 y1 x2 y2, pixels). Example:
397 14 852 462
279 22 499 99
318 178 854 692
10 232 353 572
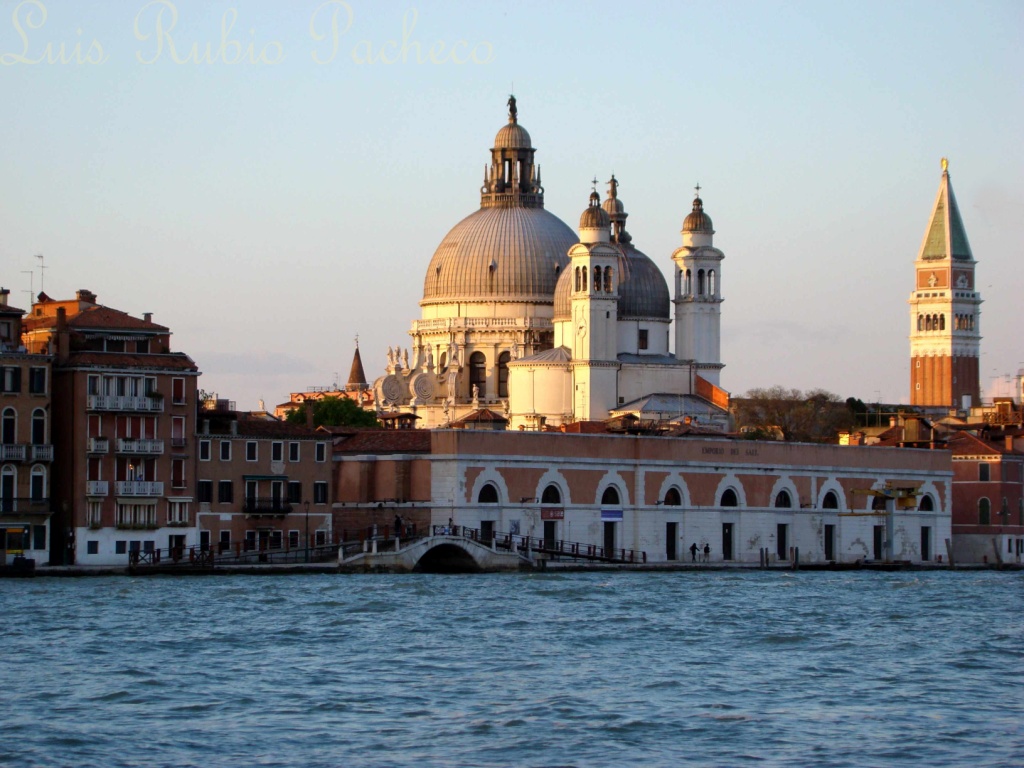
373 98 728 430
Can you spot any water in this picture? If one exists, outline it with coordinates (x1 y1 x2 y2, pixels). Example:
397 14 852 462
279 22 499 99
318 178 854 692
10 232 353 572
1 571 1021 768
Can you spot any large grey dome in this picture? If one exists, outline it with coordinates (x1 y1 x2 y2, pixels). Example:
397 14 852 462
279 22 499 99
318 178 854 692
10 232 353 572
421 206 576 306
553 243 670 321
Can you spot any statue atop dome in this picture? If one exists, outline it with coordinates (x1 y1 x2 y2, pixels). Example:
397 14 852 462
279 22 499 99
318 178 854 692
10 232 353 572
507 93 517 123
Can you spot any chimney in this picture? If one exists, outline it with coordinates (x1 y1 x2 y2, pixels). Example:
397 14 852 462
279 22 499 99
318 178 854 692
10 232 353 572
56 307 70 362
0 288 8 306
202 419 210 436
76 289 97 305
230 420 238 435
1006 435 1014 453
143 312 152 323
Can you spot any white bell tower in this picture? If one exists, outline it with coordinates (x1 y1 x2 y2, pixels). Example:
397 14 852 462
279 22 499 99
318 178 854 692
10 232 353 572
672 188 724 386
570 188 620 420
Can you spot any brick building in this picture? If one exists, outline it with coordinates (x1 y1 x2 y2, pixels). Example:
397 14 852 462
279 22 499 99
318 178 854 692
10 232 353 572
0 289 53 565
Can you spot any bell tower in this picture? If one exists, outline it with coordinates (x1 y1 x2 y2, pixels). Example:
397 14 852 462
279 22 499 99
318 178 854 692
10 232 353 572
672 187 725 386
570 188 620 420
908 159 981 409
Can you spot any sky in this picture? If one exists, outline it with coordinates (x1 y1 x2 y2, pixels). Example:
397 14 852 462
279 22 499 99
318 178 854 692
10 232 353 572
2 0 1022 410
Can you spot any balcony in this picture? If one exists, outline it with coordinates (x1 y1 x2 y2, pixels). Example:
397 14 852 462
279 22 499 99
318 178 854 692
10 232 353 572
116 438 165 455
0 444 27 461
244 499 293 516
0 497 52 517
88 437 110 454
87 394 165 413
115 481 164 497
31 444 53 461
86 481 109 496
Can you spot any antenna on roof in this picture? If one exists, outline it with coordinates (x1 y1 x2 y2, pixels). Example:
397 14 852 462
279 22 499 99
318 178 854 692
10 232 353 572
21 269 33 307
34 254 45 293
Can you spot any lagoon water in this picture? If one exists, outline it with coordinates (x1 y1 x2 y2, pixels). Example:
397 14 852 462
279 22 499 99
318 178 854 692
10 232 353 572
1 571 1022 768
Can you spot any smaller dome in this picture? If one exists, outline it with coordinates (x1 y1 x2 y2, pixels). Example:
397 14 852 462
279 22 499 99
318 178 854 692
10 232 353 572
683 197 714 233
579 192 610 229
602 196 625 215
494 122 532 150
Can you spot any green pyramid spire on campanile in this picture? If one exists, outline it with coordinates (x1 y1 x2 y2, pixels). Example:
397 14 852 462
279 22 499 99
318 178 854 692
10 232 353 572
918 157 974 262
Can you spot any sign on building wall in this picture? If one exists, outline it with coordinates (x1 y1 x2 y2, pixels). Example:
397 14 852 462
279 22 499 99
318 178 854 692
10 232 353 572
541 509 564 520
601 510 623 521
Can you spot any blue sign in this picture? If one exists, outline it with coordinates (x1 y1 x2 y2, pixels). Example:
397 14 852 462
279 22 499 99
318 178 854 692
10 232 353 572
601 510 623 521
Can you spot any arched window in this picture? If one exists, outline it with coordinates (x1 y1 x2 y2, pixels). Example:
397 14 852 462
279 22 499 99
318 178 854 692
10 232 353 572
684 269 692 295
581 266 587 292
603 266 613 293
925 316 932 331
439 352 447 371
978 498 991 525
593 266 602 292
31 409 46 445
575 266 581 292
822 491 839 509
0 465 14 513
30 465 45 500
720 488 738 507
469 352 486 399
939 314 945 331
774 490 792 508
497 352 511 399
1 408 15 444
663 488 682 506
601 486 620 506
917 315 923 331
918 494 934 512
477 483 499 504
541 484 561 505
708 269 716 296
697 269 706 295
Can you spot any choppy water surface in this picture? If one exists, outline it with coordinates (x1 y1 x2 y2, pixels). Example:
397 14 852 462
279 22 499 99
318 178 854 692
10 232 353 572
1 571 1022 768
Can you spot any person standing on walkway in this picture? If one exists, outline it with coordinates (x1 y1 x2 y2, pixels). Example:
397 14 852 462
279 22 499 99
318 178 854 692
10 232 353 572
703 543 710 563
689 542 698 562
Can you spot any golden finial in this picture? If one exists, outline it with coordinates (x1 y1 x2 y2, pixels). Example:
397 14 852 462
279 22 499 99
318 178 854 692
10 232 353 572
941 157 948 172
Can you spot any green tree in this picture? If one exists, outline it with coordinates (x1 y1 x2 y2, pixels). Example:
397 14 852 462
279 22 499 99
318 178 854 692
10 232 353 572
286 396 379 428
732 386 855 443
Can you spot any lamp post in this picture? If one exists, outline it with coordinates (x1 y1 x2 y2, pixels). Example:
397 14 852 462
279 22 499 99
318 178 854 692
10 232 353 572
304 500 310 563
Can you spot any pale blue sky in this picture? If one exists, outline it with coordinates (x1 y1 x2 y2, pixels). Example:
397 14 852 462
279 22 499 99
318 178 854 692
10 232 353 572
2 0 1022 409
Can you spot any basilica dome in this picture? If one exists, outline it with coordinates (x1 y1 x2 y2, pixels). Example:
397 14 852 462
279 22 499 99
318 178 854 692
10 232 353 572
421 206 576 305
553 242 670 321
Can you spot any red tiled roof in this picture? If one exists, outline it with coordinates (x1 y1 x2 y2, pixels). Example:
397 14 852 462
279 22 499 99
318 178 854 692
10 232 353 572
62 351 198 371
69 306 169 331
948 431 1015 456
453 408 508 424
333 429 432 454
220 419 321 439
0 304 25 315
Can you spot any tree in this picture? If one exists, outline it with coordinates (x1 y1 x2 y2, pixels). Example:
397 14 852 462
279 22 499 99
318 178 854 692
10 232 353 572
732 387 855 443
286 396 379 428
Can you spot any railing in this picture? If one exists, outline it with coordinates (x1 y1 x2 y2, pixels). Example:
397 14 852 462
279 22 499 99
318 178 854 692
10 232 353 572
116 438 165 455
244 499 293 515
88 437 110 453
87 395 164 412
86 480 109 496
0 444 26 461
31 444 53 461
128 540 342 569
412 317 552 332
115 480 164 496
431 525 647 565
170 437 186 448
0 497 51 516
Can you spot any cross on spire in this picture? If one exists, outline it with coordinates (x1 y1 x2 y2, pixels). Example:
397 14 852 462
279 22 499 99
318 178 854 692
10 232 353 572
694 182 702 198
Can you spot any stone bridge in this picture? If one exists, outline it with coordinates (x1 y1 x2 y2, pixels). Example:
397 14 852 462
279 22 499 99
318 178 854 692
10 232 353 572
339 534 531 573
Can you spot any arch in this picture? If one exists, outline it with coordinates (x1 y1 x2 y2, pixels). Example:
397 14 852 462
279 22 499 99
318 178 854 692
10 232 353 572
415 543 483 574
708 269 717 296
477 483 499 504
31 408 46 445
925 315 932 331
497 352 511 399
534 469 571 507
541 484 562 505
978 497 991 525
684 269 692 295
469 352 486 399
596 473 628 508
581 266 587 291
0 464 14 513
574 266 581 292
939 314 945 331
697 269 706 295
438 351 447 371
601 486 620 506
918 494 934 512
774 490 793 508
1 407 15 444
917 315 923 331
593 266 602 292
30 464 45 500
603 266 613 293
720 488 738 507
469 468 510 508
663 487 682 506
822 491 839 509
656 475 691 508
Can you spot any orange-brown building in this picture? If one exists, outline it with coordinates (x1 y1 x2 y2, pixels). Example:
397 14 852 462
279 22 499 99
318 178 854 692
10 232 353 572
23 290 199 565
195 401 333 555
1 289 53 565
